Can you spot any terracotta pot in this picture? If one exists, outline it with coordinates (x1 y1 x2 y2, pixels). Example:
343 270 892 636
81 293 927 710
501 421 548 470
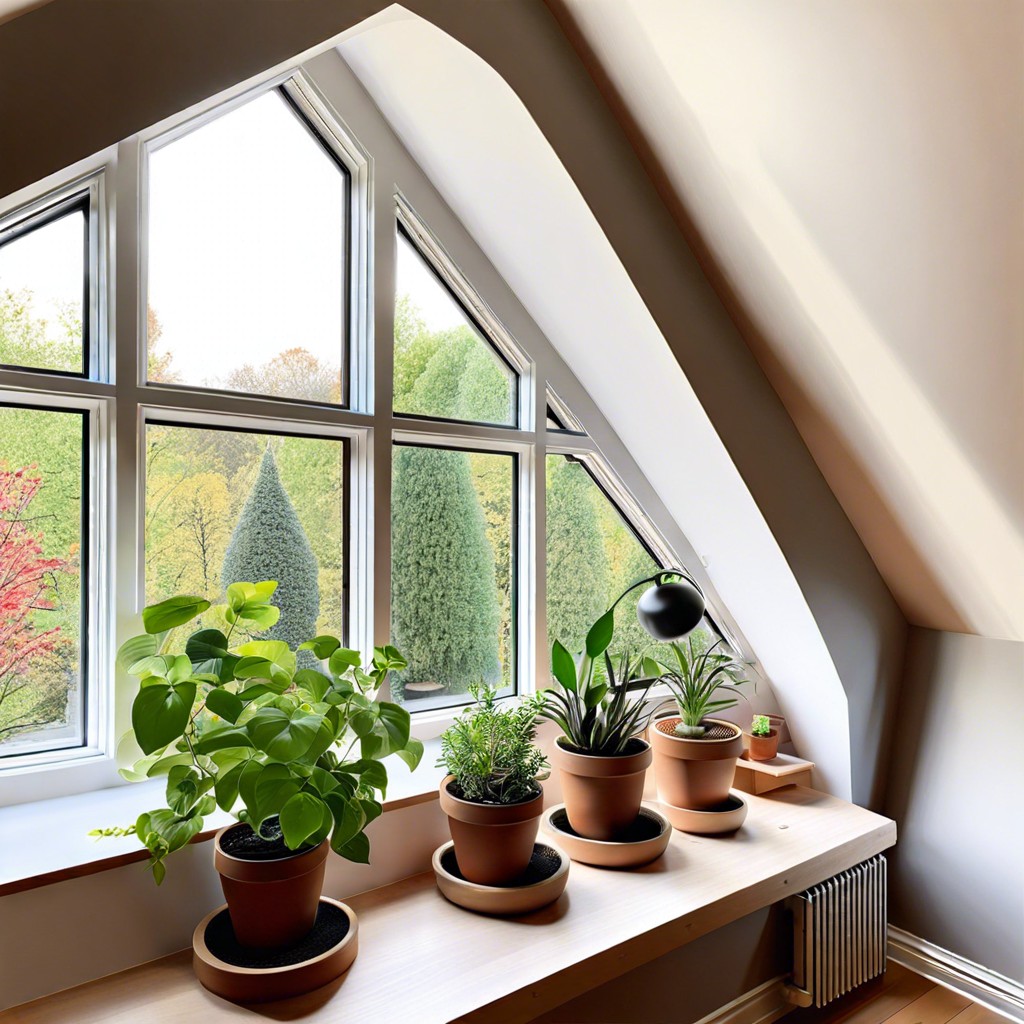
650 717 744 810
438 776 543 886
550 737 652 841
747 729 780 761
214 823 329 949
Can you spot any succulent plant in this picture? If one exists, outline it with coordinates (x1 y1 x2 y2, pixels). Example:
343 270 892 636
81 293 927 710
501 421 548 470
751 714 772 737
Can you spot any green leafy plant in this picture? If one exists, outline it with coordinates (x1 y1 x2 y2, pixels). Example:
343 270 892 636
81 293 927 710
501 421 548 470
437 685 548 804
658 631 749 738
97 581 423 883
540 606 661 756
751 714 772 737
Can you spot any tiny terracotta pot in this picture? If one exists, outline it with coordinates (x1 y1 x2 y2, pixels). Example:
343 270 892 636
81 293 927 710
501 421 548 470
439 776 543 886
650 717 744 810
747 729 780 761
550 738 652 841
214 823 329 949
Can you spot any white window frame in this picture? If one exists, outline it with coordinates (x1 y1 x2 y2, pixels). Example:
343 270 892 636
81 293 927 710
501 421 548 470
0 53 761 797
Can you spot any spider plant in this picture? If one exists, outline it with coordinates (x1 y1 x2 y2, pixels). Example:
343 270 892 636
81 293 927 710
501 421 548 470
541 607 660 756
657 632 750 738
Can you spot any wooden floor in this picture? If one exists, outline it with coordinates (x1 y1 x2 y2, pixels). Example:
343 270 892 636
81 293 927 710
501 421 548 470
787 963 1008 1024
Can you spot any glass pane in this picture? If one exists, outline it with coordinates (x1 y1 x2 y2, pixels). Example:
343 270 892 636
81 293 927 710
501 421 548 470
148 90 347 404
391 444 515 710
0 207 86 375
393 232 516 426
546 406 566 430
546 455 719 666
145 424 346 645
0 406 86 756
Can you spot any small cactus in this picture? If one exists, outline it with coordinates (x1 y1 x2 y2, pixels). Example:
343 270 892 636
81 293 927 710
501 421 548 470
751 714 772 737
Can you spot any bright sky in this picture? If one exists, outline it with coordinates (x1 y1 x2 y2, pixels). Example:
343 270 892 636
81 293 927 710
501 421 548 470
2 87 472 388
148 90 344 389
395 229 470 333
0 211 83 341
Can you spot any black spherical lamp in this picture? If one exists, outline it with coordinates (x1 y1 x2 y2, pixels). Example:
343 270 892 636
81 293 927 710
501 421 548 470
635 575 706 641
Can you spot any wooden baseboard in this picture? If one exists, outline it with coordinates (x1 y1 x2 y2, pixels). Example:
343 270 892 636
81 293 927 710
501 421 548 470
691 976 792 1024
888 927 1024 1022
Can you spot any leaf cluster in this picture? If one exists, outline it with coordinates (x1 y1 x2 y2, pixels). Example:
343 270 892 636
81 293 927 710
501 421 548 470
658 633 749 736
109 582 423 883
751 714 771 737
540 607 660 756
437 685 548 804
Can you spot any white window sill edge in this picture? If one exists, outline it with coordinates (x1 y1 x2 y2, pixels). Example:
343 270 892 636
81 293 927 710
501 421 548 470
0 737 446 897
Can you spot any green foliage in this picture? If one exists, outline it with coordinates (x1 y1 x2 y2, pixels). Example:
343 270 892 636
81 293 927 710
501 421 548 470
657 630 749 737
105 582 422 883
751 714 772 737
391 446 501 698
222 449 320 655
0 288 81 374
546 457 609 654
541 610 660 756
437 685 547 804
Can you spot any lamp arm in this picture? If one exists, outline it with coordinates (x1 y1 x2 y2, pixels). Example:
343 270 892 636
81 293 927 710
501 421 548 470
606 566 705 615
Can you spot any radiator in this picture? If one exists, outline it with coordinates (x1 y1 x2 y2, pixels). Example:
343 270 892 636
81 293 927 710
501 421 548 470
785 854 888 1008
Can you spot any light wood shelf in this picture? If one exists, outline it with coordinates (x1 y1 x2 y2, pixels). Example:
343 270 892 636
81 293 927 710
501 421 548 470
1 786 895 1024
734 753 815 794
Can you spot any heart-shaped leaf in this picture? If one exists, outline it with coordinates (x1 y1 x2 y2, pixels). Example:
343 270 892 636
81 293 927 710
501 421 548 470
142 596 210 635
299 635 342 660
279 792 331 850
205 687 243 724
247 708 323 761
132 680 196 755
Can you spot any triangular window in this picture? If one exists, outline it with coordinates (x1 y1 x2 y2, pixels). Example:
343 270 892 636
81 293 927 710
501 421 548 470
393 227 517 427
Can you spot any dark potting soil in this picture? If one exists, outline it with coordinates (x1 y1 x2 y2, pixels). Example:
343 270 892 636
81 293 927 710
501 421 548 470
204 902 350 969
220 819 306 861
557 737 648 757
445 779 541 806
441 843 562 888
549 806 665 844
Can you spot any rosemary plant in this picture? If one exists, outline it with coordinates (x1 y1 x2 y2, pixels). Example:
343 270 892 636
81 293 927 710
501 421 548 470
438 685 548 804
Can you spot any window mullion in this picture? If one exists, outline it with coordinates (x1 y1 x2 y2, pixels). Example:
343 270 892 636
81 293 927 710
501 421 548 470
112 137 144 752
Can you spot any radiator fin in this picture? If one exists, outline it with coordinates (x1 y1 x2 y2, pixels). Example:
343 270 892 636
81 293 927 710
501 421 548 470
787 854 887 1008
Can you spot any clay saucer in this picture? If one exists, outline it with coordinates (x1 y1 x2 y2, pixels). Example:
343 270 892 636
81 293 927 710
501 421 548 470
192 897 358 1003
659 792 748 835
542 803 671 868
433 841 569 915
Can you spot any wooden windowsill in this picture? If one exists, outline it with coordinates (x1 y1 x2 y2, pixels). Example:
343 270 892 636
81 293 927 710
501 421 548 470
1 786 896 1024
0 745 447 898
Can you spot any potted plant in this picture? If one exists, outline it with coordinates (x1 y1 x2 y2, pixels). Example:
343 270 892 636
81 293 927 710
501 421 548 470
437 684 548 886
747 714 779 761
541 606 661 842
649 631 749 810
105 581 423 949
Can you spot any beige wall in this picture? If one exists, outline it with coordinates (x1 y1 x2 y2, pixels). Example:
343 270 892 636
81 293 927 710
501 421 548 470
885 628 1024 982
532 906 788 1024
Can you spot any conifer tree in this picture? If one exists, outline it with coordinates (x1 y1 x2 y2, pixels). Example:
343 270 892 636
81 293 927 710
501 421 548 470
545 458 609 654
391 446 501 697
222 448 319 651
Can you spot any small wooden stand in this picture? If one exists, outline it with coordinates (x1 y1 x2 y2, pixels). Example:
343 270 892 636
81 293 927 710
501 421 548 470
732 752 814 795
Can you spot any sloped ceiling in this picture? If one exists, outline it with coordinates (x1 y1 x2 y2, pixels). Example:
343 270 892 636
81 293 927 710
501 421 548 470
554 0 1024 641
0 0 50 26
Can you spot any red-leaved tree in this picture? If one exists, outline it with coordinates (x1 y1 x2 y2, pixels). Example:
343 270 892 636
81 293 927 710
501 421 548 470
0 465 70 741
